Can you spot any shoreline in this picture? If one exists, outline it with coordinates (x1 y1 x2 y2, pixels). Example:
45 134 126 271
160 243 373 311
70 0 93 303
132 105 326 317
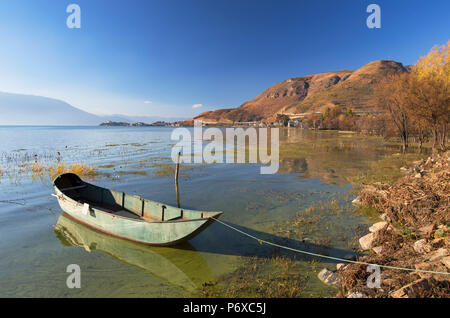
317 151 449 297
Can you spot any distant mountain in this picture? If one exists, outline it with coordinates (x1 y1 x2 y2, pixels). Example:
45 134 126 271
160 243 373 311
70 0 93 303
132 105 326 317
189 60 408 123
0 92 186 125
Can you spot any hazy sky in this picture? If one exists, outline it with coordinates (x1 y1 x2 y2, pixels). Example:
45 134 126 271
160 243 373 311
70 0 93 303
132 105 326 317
0 0 449 117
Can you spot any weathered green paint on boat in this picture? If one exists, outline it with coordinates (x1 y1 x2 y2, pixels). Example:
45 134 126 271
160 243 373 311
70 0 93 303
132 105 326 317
55 213 216 292
52 173 223 246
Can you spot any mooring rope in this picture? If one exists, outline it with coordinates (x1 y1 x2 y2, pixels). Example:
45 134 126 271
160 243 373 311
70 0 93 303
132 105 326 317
212 218 450 275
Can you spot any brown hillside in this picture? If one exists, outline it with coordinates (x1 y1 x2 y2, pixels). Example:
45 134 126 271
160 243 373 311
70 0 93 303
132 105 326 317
190 60 408 123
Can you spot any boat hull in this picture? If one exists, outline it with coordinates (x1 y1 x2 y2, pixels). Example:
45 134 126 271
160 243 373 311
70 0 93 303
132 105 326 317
52 174 222 246
56 196 219 246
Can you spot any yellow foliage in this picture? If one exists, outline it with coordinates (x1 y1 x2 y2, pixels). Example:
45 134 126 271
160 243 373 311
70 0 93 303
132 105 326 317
413 40 449 84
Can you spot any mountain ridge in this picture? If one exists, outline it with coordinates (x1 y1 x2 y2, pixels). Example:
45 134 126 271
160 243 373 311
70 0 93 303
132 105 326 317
190 60 408 123
0 92 186 125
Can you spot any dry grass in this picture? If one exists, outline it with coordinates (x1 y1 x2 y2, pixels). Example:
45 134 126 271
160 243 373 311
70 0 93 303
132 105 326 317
339 151 450 298
358 151 449 228
28 162 97 180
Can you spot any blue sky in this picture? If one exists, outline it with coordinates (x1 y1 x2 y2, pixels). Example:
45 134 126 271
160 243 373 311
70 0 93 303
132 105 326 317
0 0 448 118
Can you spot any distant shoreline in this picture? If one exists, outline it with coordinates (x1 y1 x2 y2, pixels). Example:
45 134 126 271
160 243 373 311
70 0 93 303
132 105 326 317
99 120 180 127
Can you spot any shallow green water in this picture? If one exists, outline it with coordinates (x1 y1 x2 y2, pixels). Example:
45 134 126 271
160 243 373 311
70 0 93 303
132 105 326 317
0 126 428 297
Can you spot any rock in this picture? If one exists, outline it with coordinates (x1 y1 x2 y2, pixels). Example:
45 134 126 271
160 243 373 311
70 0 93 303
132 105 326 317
336 263 346 271
359 232 377 250
413 239 431 253
441 256 450 269
369 221 388 233
414 173 422 178
347 292 368 298
415 260 446 278
382 278 396 287
400 166 408 171
372 245 384 255
351 197 362 206
318 268 341 288
390 278 432 298
418 224 435 237
380 213 391 222
429 248 448 262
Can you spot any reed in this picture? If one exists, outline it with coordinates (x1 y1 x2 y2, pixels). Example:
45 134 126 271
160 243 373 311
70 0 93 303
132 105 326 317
29 161 97 180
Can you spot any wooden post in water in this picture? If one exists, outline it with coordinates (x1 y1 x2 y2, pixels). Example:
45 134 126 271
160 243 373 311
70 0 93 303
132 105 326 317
175 152 181 208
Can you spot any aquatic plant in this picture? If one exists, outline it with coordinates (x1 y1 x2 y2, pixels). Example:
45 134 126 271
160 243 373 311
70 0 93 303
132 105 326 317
202 256 309 298
28 161 97 181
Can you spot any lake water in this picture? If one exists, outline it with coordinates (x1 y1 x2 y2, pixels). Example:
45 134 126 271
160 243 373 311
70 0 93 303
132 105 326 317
0 126 427 297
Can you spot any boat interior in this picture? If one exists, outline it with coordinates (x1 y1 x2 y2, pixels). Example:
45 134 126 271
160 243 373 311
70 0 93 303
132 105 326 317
53 173 209 222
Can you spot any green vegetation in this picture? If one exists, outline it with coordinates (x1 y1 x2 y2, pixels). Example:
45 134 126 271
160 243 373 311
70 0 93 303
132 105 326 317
201 256 309 298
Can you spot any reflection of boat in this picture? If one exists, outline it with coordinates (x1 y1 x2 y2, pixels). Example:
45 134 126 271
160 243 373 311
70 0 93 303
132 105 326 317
54 213 216 293
52 173 222 246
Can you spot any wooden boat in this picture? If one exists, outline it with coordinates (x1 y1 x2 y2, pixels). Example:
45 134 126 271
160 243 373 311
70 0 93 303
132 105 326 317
52 173 222 246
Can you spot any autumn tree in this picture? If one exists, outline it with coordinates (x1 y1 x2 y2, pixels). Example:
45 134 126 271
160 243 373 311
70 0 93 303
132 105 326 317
409 41 449 151
375 72 412 151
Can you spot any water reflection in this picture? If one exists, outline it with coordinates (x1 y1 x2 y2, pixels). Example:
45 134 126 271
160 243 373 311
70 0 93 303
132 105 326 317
279 158 308 174
54 213 215 293
277 129 431 186
193 221 359 262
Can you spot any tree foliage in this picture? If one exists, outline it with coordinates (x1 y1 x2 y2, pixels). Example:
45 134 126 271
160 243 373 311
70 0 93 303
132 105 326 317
409 41 449 151
375 41 449 151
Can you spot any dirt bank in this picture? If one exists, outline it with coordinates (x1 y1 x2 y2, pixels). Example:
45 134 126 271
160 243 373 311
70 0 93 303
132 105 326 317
339 151 449 298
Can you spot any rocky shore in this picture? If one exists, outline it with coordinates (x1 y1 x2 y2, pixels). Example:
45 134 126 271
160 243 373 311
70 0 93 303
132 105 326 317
318 151 449 297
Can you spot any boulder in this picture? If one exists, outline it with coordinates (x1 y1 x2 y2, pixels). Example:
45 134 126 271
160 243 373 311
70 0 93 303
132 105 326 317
418 224 435 237
380 213 391 222
390 278 432 298
369 221 388 233
317 268 341 288
359 232 377 250
347 292 368 298
415 260 446 278
429 248 448 262
441 256 450 269
413 239 431 254
382 278 396 287
372 245 384 255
